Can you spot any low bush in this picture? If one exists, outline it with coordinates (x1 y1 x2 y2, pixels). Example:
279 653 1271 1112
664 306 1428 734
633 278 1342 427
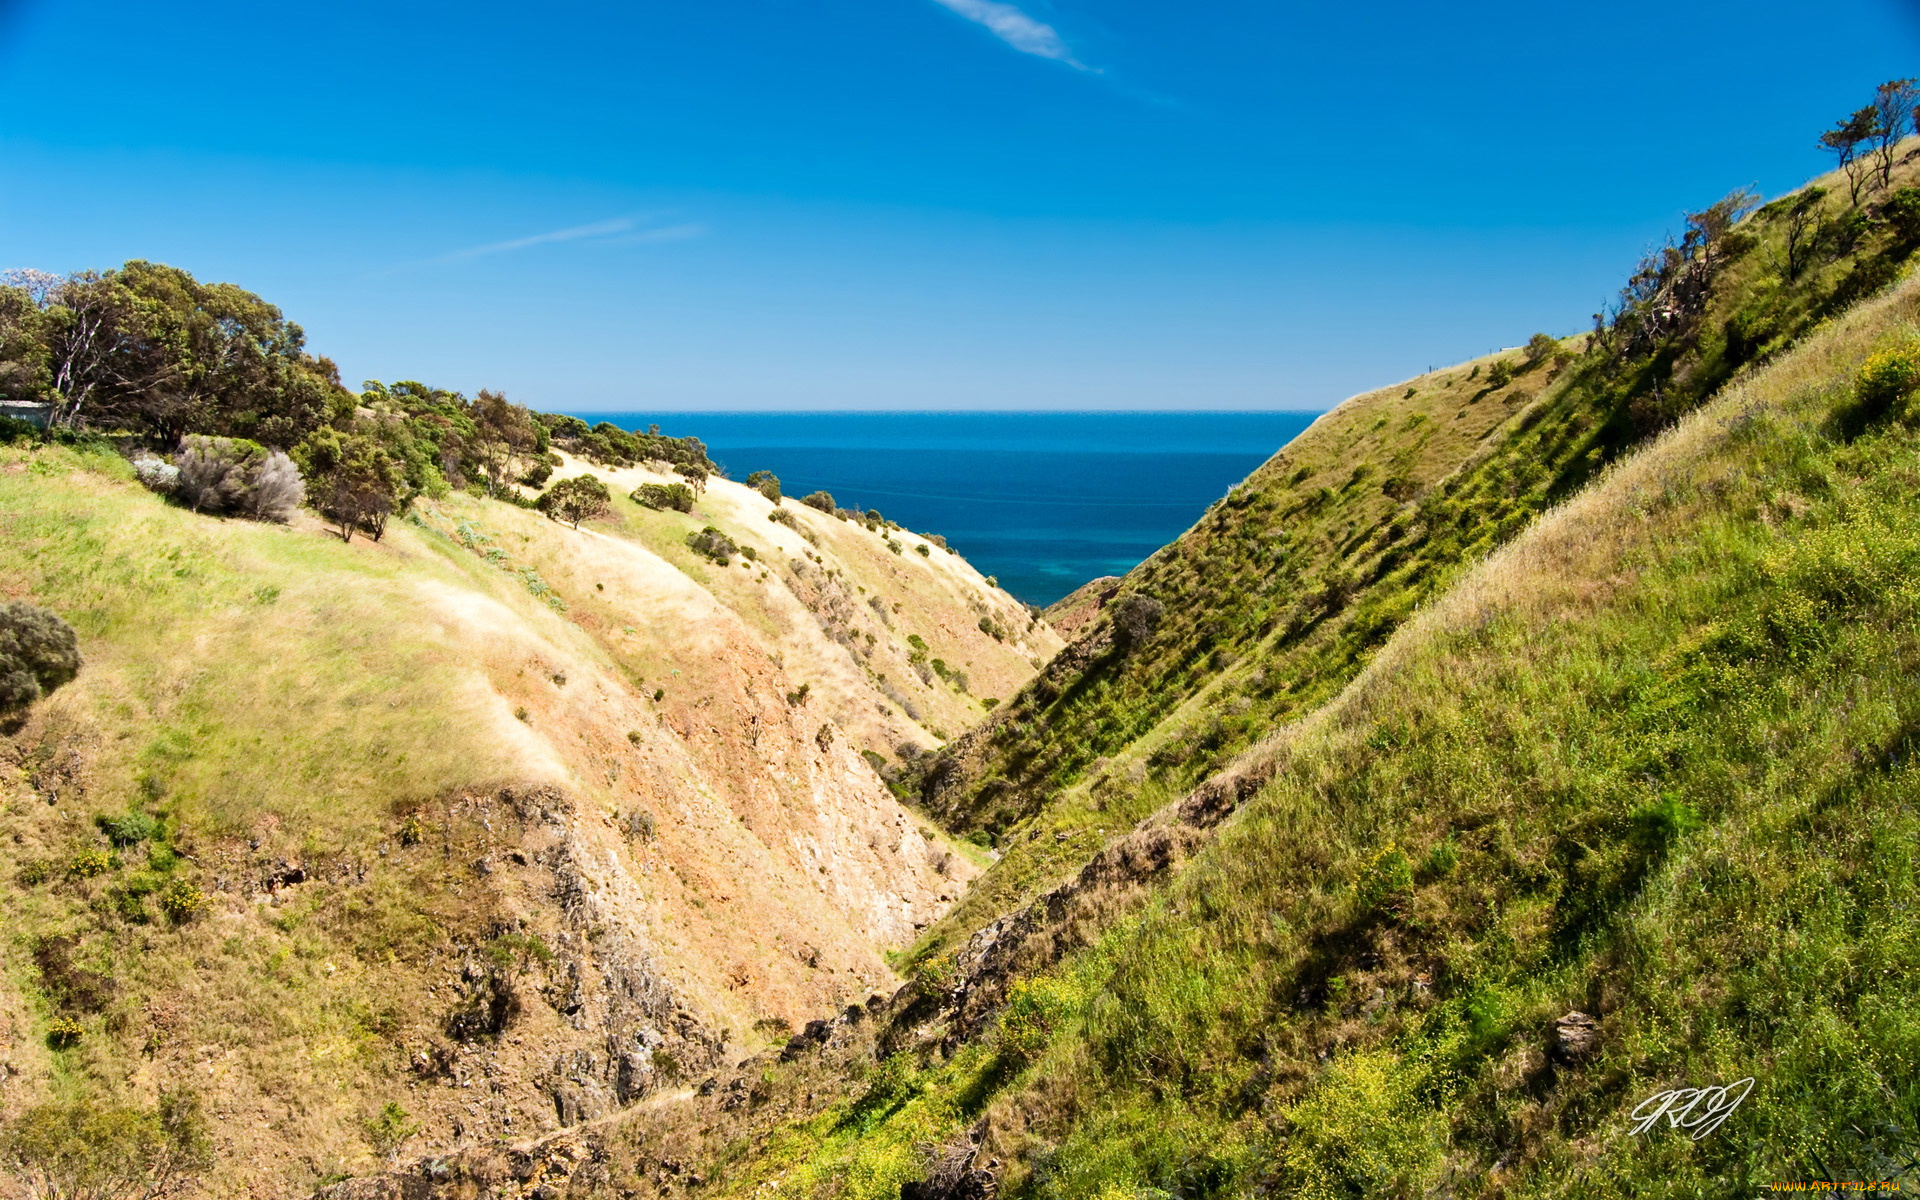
95 810 162 847
631 482 695 512
0 601 81 716
686 526 739 564
1854 343 1920 421
158 878 206 923
768 507 799 528
129 452 179 494
801 490 835 512
746 469 781 502
172 435 304 521
67 847 115 877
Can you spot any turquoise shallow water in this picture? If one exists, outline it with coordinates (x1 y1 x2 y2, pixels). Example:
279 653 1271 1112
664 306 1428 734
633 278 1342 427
569 411 1321 606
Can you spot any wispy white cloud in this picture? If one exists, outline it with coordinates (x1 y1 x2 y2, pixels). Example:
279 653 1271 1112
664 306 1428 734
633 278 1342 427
599 222 707 247
927 0 1089 70
435 217 703 263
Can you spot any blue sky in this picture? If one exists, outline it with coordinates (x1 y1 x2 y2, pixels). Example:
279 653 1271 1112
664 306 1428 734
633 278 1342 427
2 0 1917 411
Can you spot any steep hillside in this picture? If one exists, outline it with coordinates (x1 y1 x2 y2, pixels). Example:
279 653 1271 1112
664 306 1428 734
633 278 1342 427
904 150 1920 970
671 204 1920 1200
0 436 1048 1193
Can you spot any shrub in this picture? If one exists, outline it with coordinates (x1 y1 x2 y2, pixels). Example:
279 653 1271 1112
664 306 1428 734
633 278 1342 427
67 847 114 878
398 813 426 847
43 1015 84 1049
916 542 930 556
1524 332 1557 364
1357 843 1415 913
768 507 799 528
1485 359 1514 388
302 433 402 541
998 976 1085 1067
518 460 554 488
365 1101 420 1163
537 474 612 528
95 810 162 847
746 469 781 502
1883 186 1920 246
158 879 206 924
173 434 261 513
1854 345 1920 422
129 452 179 494
631 482 695 512
0 601 81 716
1274 1050 1448 1198
245 449 305 521
801 490 835 512
686 526 739 565
1 1092 213 1198
171 436 304 520
624 809 657 841
1108 594 1165 650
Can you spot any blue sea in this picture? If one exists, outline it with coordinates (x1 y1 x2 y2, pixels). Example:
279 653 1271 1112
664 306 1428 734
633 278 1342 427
570 412 1321 607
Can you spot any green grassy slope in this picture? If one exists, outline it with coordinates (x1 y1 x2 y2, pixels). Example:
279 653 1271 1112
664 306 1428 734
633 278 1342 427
905 154 1920 972
0 437 1043 1193
702 228 1920 1200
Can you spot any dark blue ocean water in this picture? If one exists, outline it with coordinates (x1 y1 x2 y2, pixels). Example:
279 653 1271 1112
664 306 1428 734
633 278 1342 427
570 412 1321 606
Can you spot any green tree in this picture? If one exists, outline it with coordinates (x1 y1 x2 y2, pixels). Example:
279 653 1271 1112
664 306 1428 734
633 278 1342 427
0 602 82 718
297 429 403 542
28 263 344 445
1871 78 1919 190
539 475 613 528
471 388 537 497
1821 106 1880 206
675 462 709 497
0 272 55 407
801 490 835 512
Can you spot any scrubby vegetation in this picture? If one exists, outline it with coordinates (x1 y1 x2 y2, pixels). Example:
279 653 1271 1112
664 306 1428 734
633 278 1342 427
0 264 714 543
633 481 697 512
687 525 742 565
0 601 81 718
